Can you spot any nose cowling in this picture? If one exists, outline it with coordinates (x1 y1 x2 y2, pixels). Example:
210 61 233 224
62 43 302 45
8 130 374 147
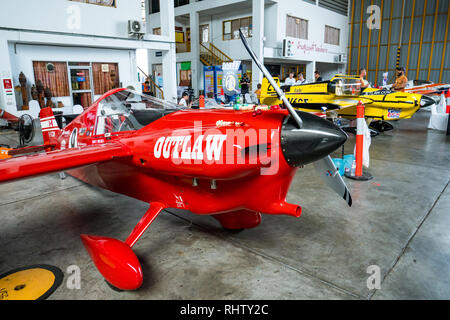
420 95 436 108
281 111 348 167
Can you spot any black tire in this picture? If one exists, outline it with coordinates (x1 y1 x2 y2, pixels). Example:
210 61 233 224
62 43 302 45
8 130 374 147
18 114 34 145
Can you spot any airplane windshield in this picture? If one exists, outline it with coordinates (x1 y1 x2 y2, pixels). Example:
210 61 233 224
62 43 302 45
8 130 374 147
332 78 361 96
113 89 183 111
95 89 185 135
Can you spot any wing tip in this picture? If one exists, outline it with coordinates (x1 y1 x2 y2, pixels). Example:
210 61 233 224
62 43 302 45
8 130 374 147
343 188 352 207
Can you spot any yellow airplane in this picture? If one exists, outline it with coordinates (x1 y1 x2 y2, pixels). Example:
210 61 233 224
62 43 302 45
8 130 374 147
260 75 434 128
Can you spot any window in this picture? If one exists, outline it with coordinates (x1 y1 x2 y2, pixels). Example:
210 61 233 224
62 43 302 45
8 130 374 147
175 31 185 43
318 0 348 16
223 17 253 40
200 24 209 44
149 0 160 13
324 25 340 45
33 61 70 97
92 63 120 95
286 15 308 40
70 0 116 7
174 0 189 7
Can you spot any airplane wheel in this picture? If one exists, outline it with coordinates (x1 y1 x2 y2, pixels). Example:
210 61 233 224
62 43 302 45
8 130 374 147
370 129 380 137
369 120 394 133
342 126 356 135
380 121 394 132
213 210 262 230
18 114 34 145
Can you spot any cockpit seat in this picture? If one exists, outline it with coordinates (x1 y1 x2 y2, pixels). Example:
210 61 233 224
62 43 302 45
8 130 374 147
131 109 179 127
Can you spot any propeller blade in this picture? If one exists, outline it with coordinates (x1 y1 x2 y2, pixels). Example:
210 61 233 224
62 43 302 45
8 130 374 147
239 28 351 205
313 156 352 207
238 28 303 129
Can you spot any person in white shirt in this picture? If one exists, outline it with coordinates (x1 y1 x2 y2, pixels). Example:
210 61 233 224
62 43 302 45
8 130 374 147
284 72 296 86
296 73 308 85
178 92 191 107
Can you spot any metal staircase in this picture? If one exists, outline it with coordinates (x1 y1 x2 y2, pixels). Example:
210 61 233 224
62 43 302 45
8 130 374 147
199 42 233 66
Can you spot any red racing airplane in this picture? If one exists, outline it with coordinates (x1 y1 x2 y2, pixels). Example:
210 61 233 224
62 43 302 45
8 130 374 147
0 30 352 290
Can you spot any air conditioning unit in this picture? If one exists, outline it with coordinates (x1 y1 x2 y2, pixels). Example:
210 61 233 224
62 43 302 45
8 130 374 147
282 39 295 58
128 20 145 39
334 54 347 63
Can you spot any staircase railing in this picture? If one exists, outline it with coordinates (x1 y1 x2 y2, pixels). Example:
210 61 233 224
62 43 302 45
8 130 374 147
199 42 233 66
137 66 164 100
208 42 233 64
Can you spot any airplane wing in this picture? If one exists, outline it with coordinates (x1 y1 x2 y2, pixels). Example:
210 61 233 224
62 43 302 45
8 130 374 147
331 98 373 109
0 142 132 183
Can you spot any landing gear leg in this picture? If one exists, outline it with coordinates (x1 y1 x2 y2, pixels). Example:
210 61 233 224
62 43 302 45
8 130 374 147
81 202 166 290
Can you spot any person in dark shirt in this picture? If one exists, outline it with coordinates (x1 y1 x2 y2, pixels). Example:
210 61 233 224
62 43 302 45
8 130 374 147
314 70 323 82
240 72 250 95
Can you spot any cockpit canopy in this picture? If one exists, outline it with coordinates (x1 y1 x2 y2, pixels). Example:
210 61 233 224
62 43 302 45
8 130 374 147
95 89 184 136
329 77 362 96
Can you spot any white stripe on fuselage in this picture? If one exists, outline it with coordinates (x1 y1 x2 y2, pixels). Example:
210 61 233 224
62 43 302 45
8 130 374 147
154 135 227 161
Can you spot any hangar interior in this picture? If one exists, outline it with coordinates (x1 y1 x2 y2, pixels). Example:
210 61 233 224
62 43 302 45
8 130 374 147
1 111 449 300
348 0 449 84
0 0 449 301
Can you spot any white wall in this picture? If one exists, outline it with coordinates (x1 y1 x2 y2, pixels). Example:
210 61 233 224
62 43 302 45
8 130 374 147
146 0 349 90
0 0 142 39
10 44 138 108
147 0 348 63
274 0 349 61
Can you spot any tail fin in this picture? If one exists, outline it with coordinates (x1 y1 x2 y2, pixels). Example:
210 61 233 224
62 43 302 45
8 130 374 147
261 77 280 97
39 107 61 146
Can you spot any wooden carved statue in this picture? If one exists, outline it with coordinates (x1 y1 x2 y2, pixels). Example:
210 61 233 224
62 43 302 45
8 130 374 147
36 80 45 109
31 85 39 101
44 87 54 108
19 72 29 109
110 69 117 89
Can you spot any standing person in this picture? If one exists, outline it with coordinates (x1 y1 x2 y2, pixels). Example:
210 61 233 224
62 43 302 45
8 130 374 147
240 72 250 95
296 73 308 85
254 83 262 98
254 83 262 103
358 68 369 89
142 77 153 96
392 67 408 91
314 71 323 82
284 72 296 86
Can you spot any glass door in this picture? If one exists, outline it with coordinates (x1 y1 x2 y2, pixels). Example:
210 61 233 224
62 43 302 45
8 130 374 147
69 66 94 109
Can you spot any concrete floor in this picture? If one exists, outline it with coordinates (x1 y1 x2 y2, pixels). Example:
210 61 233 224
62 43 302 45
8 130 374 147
0 109 449 300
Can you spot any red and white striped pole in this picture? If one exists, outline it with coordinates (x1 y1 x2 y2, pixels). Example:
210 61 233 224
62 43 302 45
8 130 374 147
445 90 450 114
355 101 365 177
346 100 373 180
446 90 450 136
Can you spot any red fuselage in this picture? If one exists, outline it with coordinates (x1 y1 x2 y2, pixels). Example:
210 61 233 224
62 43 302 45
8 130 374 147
48 88 346 218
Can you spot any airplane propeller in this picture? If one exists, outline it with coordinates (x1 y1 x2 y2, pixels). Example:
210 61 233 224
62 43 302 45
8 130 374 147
238 29 303 129
238 28 352 207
